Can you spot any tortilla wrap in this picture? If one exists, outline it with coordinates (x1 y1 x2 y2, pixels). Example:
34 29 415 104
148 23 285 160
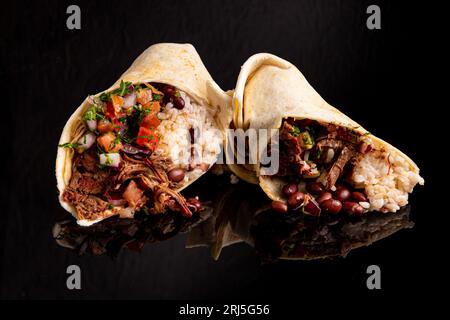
56 43 231 225
232 53 423 212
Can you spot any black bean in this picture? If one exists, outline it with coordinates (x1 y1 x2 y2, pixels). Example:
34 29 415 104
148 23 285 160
163 86 175 96
343 201 365 216
173 96 185 109
282 183 298 197
321 199 342 214
316 192 332 204
272 200 288 213
306 182 325 195
287 192 305 208
335 187 351 202
168 168 185 182
351 191 368 202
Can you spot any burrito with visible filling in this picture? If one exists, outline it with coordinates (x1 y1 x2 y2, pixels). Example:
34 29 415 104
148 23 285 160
230 53 424 216
56 43 231 226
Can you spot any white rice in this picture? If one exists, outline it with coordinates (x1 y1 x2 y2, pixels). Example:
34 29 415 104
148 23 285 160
351 148 424 213
154 90 223 184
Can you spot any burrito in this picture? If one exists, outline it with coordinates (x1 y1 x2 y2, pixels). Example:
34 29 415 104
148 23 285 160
231 53 424 216
56 43 231 226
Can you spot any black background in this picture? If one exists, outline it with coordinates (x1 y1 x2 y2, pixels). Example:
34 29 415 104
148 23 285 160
0 0 445 306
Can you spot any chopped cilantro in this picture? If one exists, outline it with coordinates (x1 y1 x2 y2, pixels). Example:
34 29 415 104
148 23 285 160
83 105 105 121
83 106 96 121
99 92 111 102
98 80 132 102
107 203 114 210
105 155 113 165
152 93 161 101
291 126 301 137
116 80 133 96
316 149 322 160
174 91 181 98
58 142 80 149
136 135 153 140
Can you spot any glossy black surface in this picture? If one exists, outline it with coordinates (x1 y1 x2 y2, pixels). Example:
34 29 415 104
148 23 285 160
53 173 414 261
2 0 440 300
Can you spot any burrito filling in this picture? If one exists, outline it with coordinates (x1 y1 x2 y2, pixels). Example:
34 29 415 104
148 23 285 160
59 81 222 224
266 118 423 215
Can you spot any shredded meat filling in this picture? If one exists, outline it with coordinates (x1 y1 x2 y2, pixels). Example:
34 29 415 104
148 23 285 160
276 119 361 189
64 152 193 222
323 146 358 189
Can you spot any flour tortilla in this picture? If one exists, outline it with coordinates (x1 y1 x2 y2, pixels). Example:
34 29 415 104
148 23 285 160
56 43 232 223
232 53 422 201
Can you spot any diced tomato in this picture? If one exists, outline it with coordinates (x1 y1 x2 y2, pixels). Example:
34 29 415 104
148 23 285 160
143 101 160 117
97 132 123 152
136 126 158 151
97 119 114 133
111 95 124 113
140 114 160 130
105 101 116 119
136 89 153 106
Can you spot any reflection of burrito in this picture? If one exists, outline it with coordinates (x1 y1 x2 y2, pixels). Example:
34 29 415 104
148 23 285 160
56 43 231 226
231 54 424 215
251 206 414 262
186 183 413 261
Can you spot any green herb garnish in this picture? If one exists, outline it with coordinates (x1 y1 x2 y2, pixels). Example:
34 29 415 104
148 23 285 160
83 106 97 121
300 131 314 150
136 135 155 140
174 91 181 98
116 80 133 96
99 92 111 102
105 154 113 165
83 105 105 121
316 148 322 160
99 80 133 103
291 126 301 137
152 93 161 101
58 142 80 149
107 203 114 210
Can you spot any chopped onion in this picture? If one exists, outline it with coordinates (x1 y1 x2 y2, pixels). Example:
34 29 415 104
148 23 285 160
99 153 121 167
86 120 97 131
122 143 150 155
304 150 310 161
302 196 321 216
77 133 96 149
87 95 95 104
122 93 136 109
324 149 335 163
